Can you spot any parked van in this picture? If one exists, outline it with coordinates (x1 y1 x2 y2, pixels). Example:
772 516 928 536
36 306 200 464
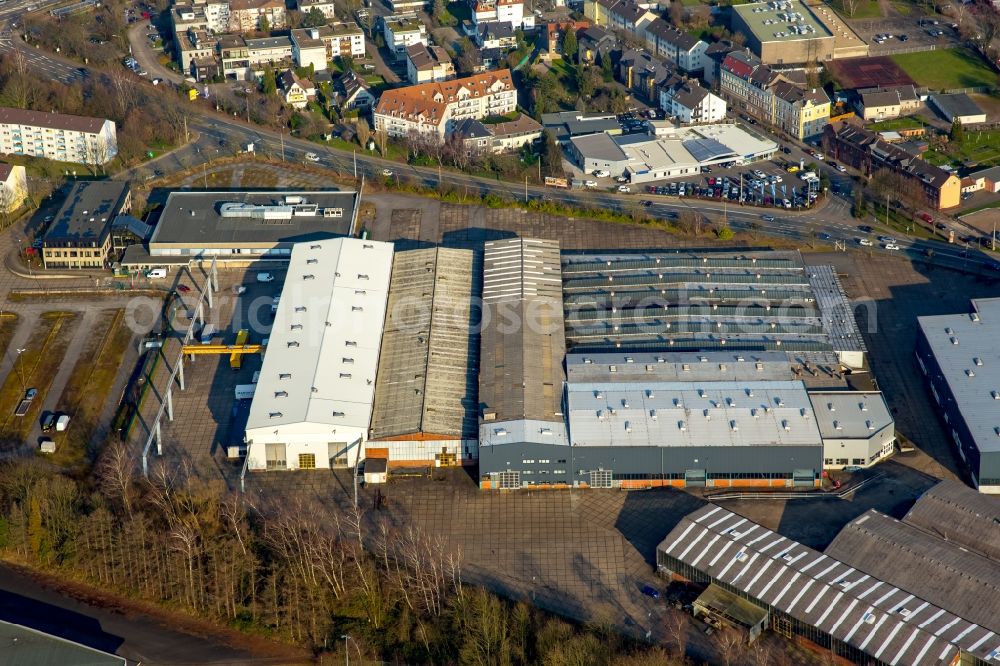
147 268 167 279
200 324 218 344
55 414 71 432
41 413 55 432
39 438 56 454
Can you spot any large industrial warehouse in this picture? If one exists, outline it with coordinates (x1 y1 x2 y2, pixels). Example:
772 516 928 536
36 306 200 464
916 297 1000 493
656 500 1000 665
244 238 393 472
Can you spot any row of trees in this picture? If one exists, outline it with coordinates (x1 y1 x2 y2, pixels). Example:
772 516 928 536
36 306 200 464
0 449 710 663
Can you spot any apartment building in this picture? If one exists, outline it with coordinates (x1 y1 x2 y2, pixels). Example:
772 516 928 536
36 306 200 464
823 122 961 210
219 34 251 79
643 18 707 72
176 28 217 71
245 36 293 71
0 108 117 165
229 0 286 32
455 113 542 153
772 81 830 140
42 181 131 270
617 49 673 103
857 85 921 122
470 0 525 27
584 0 655 37
0 164 26 215
406 43 455 84
659 76 726 124
295 0 336 19
381 17 427 60
374 69 517 141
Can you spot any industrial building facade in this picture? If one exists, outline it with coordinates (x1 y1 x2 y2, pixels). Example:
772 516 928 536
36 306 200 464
916 297 1000 493
244 238 393 472
657 502 998 665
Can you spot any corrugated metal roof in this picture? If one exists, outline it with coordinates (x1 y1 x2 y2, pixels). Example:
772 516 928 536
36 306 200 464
659 505 976 666
903 480 1000 562
807 265 866 354
370 248 479 440
568 380 822 448
917 297 1000 454
479 418 570 448
807 391 893 440
246 238 393 435
825 510 1000 656
479 239 565 423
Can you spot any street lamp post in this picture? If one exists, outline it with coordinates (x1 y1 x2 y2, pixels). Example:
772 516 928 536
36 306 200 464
341 634 362 665
15 348 26 392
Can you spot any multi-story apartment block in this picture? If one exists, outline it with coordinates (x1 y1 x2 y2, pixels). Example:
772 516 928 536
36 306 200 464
42 181 131 270
0 108 117 165
406 43 455 84
177 28 217 71
229 0 286 32
381 17 427 60
824 122 960 210
245 36 293 71
295 0 336 19
0 164 27 215
617 49 673 103
659 76 726 124
292 24 364 70
772 81 830 140
584 0 655 37
643 18 707 72
172 0 231 33
373 69 516 141
219 34 251 79
470 0 525 27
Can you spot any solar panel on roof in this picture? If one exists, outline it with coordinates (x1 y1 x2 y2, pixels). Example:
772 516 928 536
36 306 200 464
682 138 738 163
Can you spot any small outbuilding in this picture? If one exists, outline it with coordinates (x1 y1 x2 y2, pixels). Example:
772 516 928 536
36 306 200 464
693 584 769 642
363 457 388 484
929 93 986 125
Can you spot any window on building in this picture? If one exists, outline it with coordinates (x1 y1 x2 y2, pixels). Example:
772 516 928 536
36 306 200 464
299 453 316 469
265 443 286 470
852 458 865 465
836 458 849 465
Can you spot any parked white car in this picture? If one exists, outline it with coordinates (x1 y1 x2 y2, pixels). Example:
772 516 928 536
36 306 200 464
884 243 900 250
305 152 320 162
617 185 631 193
256 272 275 283
584 180 597 188
859 238 873 246
593 169 610 178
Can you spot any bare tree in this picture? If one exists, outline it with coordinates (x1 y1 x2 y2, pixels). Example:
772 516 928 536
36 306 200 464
110 68 139 118
842 0 860 18
95 438 138 517
355 117 371 149
664 609 690 661
715 626 745 666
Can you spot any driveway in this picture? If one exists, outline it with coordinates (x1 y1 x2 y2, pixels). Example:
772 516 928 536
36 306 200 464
127 19 183 85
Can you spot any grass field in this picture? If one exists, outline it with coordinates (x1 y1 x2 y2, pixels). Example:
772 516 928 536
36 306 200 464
54 309 132 470
868 116 928 131
890 48 997 91
925 128 1000 168
834 0 883 19
0 312 79 446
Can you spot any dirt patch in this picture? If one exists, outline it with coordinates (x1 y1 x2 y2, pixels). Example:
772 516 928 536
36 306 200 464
959 207 1000 236
828 56 914 89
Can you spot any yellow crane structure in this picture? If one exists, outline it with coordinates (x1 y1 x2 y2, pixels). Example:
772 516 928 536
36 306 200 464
181 329 263 369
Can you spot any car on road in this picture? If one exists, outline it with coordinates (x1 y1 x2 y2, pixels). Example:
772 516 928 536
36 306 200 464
381 168 393 177
43 215 53 223
617 185 630 193
256 272 275 283
761 214 775 222
642 200 653 207
593 170 610 178
147 268 167 279
836 164 847 173
305 152 320 162
176 284 191 293
818 232 832 240
936 222 948 230
898 34 908 41
884 243 901 250
786 165 800 173
640 585 660 599
859 225 874 233
877 235 896 244
859 238 873 246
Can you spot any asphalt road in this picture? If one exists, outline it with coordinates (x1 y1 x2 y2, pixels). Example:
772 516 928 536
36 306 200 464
0 562 303 665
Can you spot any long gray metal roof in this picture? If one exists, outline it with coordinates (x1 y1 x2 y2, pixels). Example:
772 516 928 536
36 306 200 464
479 238 565 423
825 509 1000 652
370 248 479 440
807 265 866 354
807 391 893 440
659 505 990 665
917 297 1000 455
902 480 1000 563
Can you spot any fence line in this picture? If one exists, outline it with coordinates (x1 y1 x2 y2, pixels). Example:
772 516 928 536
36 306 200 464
873 44 938 56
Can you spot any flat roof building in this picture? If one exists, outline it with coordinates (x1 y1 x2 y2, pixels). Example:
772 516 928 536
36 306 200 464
929 93 987 125
369 247 480 467
128 190 357 266
244 238 393 472
658 504 997 665
916 297 1000 493
731 0 834 65
809 391 895 470
42 181 131 270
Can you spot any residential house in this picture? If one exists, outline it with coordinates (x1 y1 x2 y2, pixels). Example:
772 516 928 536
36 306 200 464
617 49 673 103
546 20 590 57
191 56 222 81
0 108 118 165
857 85 920 122
333 70 375 110
772 81 830 140
291 27 328 71
702 40 737 87
659 75 726 124
245 35 293 72
406 43 455 84
41 181 132 270
229 0 286 31
480 47 505 70
373 69 517 141
279 70 315 109
172 0 230 33
470 0 526 28
454 113 543 153
290 24 364 71
219 34 252 80
295 0 336 20
969 165 1000 193
477 22 517 50
823 122 961 210
381 17 427 60
643 18 707 72
0 164 26 214
584 0 656 36
578 25 616 65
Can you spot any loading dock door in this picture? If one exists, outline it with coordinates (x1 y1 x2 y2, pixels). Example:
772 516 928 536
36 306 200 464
793 469 815 487
685 469 706 487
